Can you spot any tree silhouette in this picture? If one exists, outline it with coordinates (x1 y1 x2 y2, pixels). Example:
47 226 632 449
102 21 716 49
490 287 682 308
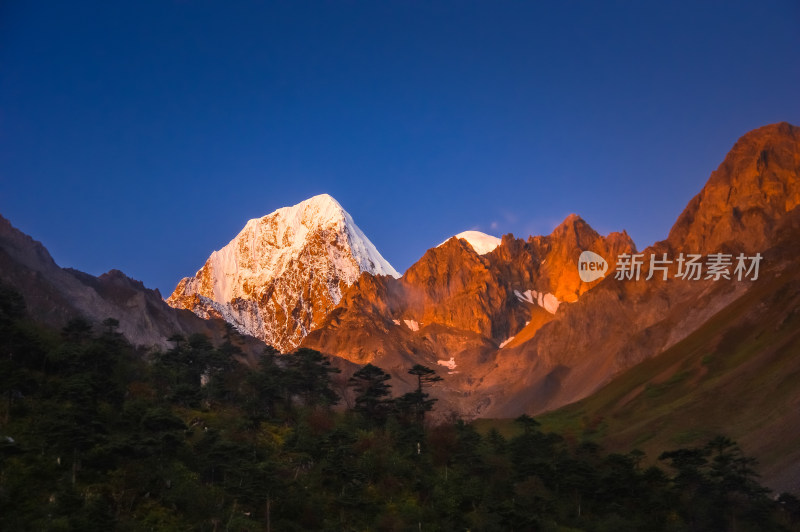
408 364 443 393
397 364 442 424
348 363 393 425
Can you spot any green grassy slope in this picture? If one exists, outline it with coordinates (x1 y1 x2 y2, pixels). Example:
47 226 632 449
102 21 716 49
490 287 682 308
531 258 800 492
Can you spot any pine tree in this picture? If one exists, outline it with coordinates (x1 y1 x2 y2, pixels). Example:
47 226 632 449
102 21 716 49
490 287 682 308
397 364 442 424
348 363 393 425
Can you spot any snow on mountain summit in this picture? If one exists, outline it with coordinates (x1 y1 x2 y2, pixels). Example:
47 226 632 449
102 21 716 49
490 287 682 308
439 230 502 255
231 193 399 287
167 194 398 351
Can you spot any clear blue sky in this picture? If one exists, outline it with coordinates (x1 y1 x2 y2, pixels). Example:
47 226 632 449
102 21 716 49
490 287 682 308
2 1 799 295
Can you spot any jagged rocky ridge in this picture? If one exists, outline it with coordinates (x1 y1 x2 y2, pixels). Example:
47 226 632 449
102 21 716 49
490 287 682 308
302 214 636 408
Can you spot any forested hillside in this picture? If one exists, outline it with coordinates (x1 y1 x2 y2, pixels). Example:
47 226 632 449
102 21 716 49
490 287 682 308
0 283 796 531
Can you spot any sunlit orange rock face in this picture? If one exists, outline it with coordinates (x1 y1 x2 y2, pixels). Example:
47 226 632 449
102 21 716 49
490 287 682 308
304 123 800 418
302 216 636 402
399 215 634 336
668 122 800 254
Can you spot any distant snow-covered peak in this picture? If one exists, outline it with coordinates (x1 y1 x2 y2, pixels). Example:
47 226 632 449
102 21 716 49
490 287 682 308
167 194 399 350
439 230 502 255
232 193 399 280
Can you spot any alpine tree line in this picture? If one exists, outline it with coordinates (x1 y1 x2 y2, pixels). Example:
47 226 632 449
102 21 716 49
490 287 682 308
0 283 799 531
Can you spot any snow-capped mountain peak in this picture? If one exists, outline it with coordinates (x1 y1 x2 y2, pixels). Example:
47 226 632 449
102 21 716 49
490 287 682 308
167 194 398 351
439 230 502 255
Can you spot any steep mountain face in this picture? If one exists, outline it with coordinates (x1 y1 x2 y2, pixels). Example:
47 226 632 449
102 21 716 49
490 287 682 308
302 217 636 405
305 122 800 420
167 194 399 352
0 215 251 353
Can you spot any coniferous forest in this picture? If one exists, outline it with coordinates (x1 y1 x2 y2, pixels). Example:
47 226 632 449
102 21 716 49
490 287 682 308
1 284 798 531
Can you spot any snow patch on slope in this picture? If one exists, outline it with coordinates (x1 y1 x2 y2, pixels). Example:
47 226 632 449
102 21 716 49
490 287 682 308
499 337 515 348
514 289 561 314
437 357 457 374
